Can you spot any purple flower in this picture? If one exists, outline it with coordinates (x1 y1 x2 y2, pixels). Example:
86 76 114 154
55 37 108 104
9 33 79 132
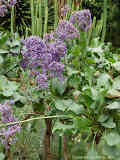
0 5 7 17
61 4 71 17
47 40 67 61
0 0 17 17
43 33 55 43
20 36 66 89
69 9 92 31
0 101 20 149
8 0 17 8
55 20 80 42
35 73 48 89
48 61 64 80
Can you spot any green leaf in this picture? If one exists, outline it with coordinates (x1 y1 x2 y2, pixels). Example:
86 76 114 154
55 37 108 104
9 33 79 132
106 101 120 110
101 118 116 128
87 148 99 160
97 73 112 88
113 62 120 72
0 76 19 97
0 153 5 160
74 117 91 131
67 67 80 76
103 143 120 159
71 45 81 56
52 121 74 134
112 76 120 90
55 99 84 114
0 49 9 54
105 132 120 146
97 114 109 123
55 99 68 111
51 78 67 95
0 56 3 64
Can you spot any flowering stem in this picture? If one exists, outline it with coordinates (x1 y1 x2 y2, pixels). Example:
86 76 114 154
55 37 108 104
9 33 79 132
38 0 42 37
11 6 14 35
0 115 70 128
54 0 58 29
31 0 35 35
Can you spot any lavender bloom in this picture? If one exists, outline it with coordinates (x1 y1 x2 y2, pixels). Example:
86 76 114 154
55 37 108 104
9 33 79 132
0 5 7 17
55 20 80 42
0 0 17 17
35 73 48 89
20 36 66 89
8 0 17 8
47 40 67 61
61 4 71 17
0 101 20 149
69 9 92 32
43 33 55 43
48 61 64 80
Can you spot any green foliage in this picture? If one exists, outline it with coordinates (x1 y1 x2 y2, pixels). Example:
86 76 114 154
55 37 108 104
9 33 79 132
0 1 120 159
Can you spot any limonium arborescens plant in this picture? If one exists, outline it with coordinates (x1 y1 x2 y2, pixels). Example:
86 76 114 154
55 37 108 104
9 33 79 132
0 101 20 149
20 8 92 89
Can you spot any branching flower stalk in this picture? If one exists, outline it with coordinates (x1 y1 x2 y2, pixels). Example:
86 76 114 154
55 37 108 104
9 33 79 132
44 0 48 35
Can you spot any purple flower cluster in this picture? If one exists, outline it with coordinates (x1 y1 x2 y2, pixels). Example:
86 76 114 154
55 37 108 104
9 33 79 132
20 8 92 89
69 9 92 32
21 36 66 89
0 101 20 149
0 0 17 17
55 20 80 41
61 4 71 17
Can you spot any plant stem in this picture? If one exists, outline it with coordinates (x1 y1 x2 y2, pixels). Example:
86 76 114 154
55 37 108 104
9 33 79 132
58 136 62 160
31 0 35 35
38 0 42 37
11 6 14 35
44 0 48 35
44 119 52 160
54 0 58 29
101 0 107 42
63 136 68 160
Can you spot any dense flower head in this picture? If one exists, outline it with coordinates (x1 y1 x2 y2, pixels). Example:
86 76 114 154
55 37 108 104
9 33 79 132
0 101 20 149
0 0 17 17
69 9 92 32
21 36 67 89
47 40 67 61
61 4 71 17
55 20 80 42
